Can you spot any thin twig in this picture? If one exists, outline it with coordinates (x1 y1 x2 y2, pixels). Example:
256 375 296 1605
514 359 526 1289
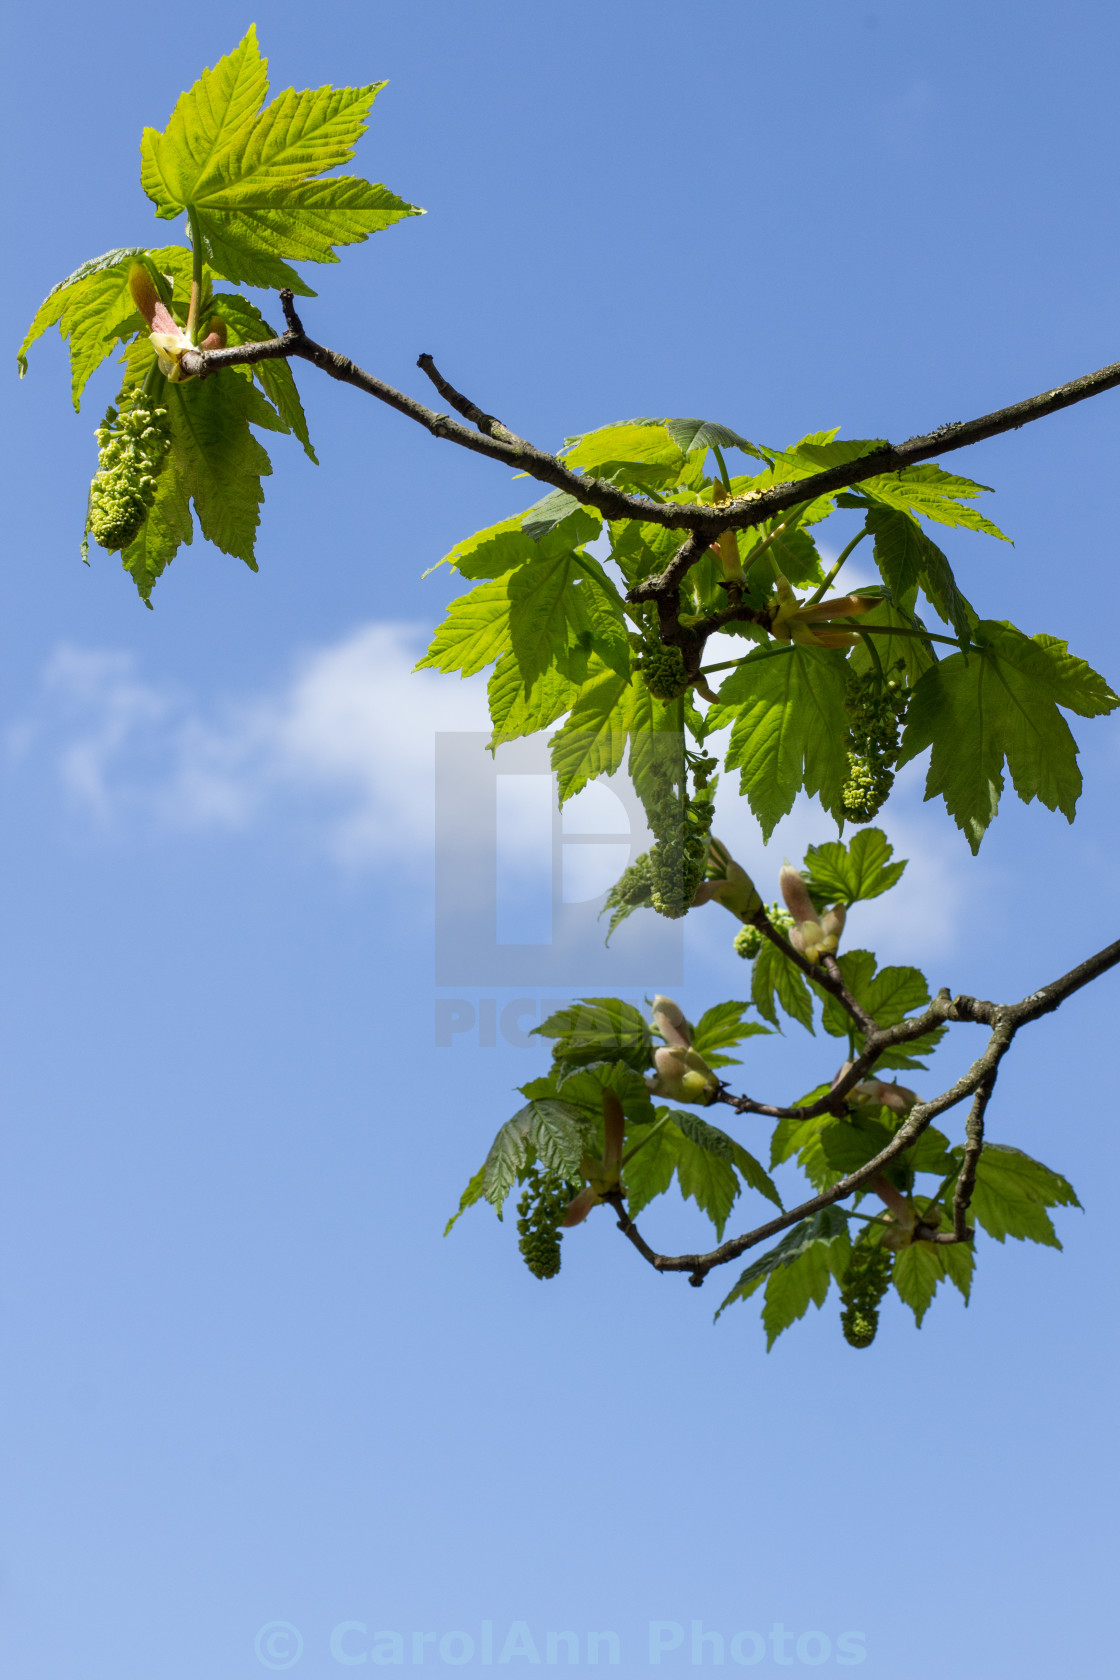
950 1071 995 1241
611 935 1120 1284
183 303 1120 544
416 353 528 446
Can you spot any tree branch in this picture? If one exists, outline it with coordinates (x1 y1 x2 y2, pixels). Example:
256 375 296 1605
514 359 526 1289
415 353 528 446
181 299 1120 548
950 1071 994 1242
613 935 1120 1285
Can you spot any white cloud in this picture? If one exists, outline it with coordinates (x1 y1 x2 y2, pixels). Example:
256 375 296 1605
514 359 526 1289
12 622 979 960
13 625 494 865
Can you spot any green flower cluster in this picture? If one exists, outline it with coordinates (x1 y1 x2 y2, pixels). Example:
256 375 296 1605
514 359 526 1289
840 667 909 823
637 641 691 701
733 903 795 959
87 397 172 553
644 753 716 919
601 851 656 940
839 1227 894 1348
516 1166 578 1279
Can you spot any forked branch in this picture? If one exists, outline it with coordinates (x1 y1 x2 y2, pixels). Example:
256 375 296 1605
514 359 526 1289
182 293 1120 546
616 937 1120 1287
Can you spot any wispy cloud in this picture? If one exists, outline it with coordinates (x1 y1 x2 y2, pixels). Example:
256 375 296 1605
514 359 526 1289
11 623 976 963
11 625 493 865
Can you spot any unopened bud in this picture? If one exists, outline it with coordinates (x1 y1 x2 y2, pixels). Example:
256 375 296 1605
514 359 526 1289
779 865 816 925
198 316 228 351
647 1043 719 1106
652 996 691 1049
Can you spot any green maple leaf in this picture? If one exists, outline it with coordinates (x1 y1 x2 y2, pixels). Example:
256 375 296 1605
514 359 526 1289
860 464 1011 543
140 27 422 291
119 452 194 606
18 246 193 408
487 654 584 748
713 1208 850 1347
712 644 850 838
416 577 515 678
801 828 907 907
164 370 280 565
965 1143 1080 1246
898 619 1119 849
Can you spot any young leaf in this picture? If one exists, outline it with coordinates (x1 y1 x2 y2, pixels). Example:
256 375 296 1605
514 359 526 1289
717 645 850 838
860 501 976 640
416 576 514 677
163 371 277 566
525 1099 590 1180
858 964 930 1027
555 1060 657 1127
480 1110 533 1214
444 1167 486 1236
713 1208 850 1349
622 1111 777 1236
892 1242 948 1326
428 515 537 581
751 938 815 1034
573 555 632 677
18 245 194 409
966 1142 1080 1246
860 464 1011 543
119 450 194 605
534 998 652 1073
140 28 421 289
741 520 825 589
667 1117 743 1238
486 654 583 748
608 516 686 588
898 619 1119 850
801 828 907 907
562 420 686 487
550 674 681 805
663 417 768 460
689 1001 772 1068
621 1110 681 1217
846 597 938 685
675 1111 782 1209
816 950 878 1037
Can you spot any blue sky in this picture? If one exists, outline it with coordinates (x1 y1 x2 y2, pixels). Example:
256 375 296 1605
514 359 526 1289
3 2 1120 1675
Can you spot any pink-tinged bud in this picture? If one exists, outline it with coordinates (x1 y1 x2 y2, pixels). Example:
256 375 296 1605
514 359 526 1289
128 262 180 339
779 865 816 925
651 1044 686 1083
652 996 691 1049
561 1186 600 1227
198 316 227 351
